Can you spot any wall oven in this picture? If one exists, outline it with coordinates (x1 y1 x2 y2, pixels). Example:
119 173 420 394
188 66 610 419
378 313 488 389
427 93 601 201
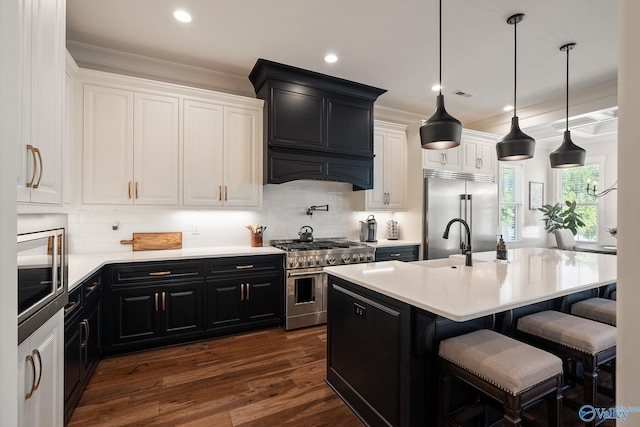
18 214 68 344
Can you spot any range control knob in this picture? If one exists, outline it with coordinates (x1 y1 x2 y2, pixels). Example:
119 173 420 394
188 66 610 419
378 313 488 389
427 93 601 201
288 258 298 268
326 255 337 265
341 254 352 264
366 253 374 261
306 257 315 267
315 256 323 266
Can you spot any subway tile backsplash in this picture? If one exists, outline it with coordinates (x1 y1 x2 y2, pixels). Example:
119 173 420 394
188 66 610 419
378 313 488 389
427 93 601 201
67 180 395 254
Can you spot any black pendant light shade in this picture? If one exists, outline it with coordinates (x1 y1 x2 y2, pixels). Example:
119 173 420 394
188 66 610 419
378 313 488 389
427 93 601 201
420 0 462 150
420 94 462 149
496 13 535 161
550 43 586 168
496 116 535 161
550 130 586 168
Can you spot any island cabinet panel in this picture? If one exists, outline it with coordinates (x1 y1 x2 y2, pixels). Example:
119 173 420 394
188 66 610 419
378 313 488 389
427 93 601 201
327 276 414 427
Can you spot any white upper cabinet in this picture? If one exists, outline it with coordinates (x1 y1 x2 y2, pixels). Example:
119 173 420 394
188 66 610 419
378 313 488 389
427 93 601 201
461 130 496 175
359 121 407 210
18 0 65 205
422 145 461 171
78 69 263 209
83 85 179 205
422 129 496 176
183 100 262 208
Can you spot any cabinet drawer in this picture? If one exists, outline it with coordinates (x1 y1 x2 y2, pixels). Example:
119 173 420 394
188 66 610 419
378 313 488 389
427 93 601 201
374 246 419 262
82 272 101 302
111 261 202 285
205 255 283 277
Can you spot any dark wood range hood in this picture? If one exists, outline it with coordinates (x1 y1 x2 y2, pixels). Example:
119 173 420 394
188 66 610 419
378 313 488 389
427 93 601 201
249 59 386 190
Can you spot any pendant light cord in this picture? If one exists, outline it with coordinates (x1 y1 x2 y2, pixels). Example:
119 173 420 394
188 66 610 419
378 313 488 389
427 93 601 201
566 46 570 131
438 0 442 95
513 18 517 117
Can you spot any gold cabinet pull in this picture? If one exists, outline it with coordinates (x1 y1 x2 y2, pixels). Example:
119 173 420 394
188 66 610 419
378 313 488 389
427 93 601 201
218 185 222 201
135 181 139 199
224 185 228 201
64 301 78 315
32 349 42 392
128 181 132 199
235 265 254 270
149 271 171 276
155 292 159 312
240 284 244 301
25 354 36 399
86 283 98 292
80 320 89 348
33 147 43 188
246 283 250 300
26 145 37 187
162 291 166 311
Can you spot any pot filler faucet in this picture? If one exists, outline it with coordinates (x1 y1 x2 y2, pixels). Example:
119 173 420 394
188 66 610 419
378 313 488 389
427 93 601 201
443 218 472 266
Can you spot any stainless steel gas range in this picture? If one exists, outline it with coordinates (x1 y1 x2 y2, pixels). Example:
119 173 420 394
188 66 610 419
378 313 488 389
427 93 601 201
271 239 375 330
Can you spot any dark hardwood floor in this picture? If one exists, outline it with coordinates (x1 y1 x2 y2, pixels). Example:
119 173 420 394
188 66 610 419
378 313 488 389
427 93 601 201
68 325 615 426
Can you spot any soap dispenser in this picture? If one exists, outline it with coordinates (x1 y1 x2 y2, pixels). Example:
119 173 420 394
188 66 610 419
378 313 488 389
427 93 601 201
496 235 508 261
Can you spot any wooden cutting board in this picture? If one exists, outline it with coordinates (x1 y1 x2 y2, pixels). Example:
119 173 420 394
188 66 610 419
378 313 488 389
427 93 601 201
120 232 182 251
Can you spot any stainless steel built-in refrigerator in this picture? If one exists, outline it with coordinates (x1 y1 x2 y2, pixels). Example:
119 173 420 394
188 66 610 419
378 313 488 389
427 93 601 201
422 169 498 260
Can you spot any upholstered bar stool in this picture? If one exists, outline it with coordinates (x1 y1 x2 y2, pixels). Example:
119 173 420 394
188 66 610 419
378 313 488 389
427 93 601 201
571 298 616 326
439 329 563 427
516 311 616 427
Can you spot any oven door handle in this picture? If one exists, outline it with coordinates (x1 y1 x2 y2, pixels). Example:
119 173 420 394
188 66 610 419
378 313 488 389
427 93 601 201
287 270 323 277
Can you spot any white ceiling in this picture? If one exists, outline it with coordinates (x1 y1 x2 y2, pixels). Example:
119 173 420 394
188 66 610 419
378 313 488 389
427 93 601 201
66 0 618 136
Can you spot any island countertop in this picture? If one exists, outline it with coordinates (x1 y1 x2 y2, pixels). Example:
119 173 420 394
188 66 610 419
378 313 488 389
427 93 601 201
324 247 617 321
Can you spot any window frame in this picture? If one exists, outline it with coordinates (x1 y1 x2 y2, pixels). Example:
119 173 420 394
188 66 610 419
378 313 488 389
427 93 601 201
499 162 524 243
553 155 605 243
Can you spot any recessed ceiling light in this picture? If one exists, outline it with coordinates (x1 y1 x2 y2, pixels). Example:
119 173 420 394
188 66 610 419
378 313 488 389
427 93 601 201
503 105 514 112
174 10 192 23
324 54 338 63
431 84 442 92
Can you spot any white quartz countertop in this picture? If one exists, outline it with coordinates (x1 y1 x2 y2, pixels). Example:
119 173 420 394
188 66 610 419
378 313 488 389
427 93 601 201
324 247 617 322
68 246 284 290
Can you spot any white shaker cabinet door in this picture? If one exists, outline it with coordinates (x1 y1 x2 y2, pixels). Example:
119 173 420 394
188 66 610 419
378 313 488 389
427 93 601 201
82 85 134 204
367 131 387 208
183 100 225 206
18 310 63 427
133 92 179 205
383 130 407 210
223 106 262 207
17 0 64 205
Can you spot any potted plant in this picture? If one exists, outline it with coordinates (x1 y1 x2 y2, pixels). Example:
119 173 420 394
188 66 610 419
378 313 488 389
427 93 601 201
538 201 585 236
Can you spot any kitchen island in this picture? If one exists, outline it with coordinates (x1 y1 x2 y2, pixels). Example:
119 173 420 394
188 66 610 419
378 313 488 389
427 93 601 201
324 248 617 426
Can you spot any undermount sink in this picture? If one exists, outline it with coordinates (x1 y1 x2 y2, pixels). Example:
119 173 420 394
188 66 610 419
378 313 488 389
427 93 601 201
414 256 488 269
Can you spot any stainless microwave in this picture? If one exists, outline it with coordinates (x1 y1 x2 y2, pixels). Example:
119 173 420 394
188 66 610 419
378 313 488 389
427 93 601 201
17 214 68 344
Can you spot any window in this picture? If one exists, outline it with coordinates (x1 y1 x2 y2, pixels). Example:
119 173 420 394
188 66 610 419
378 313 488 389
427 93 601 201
559 163 599 241
500 163 523 242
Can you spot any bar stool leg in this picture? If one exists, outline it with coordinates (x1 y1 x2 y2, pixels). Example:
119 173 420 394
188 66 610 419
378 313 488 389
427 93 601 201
583 356 598 427
503 394 522 427
546 376 563 427
438 363 452 427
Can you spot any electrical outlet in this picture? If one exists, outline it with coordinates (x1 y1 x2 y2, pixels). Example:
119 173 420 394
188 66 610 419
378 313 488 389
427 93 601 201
192 224 200 235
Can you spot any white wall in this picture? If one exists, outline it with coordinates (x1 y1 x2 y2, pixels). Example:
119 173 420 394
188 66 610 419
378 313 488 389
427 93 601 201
0 0 20 423
617 0 640 409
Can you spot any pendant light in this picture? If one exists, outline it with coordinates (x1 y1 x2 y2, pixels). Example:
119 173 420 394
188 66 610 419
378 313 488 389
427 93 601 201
496 13 535 161
549 43 586 168
419 0 462 149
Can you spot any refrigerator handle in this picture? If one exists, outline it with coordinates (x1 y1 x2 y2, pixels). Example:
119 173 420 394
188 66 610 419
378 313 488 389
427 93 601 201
459 195 466 250
468 194 473 234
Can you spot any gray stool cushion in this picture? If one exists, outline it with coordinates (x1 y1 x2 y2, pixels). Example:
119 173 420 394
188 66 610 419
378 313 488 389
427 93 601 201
571 297 616 326
518 310 616 355
439 329 563 395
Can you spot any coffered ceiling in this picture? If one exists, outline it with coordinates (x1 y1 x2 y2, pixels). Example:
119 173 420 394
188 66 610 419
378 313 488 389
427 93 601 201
66 0 618 137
